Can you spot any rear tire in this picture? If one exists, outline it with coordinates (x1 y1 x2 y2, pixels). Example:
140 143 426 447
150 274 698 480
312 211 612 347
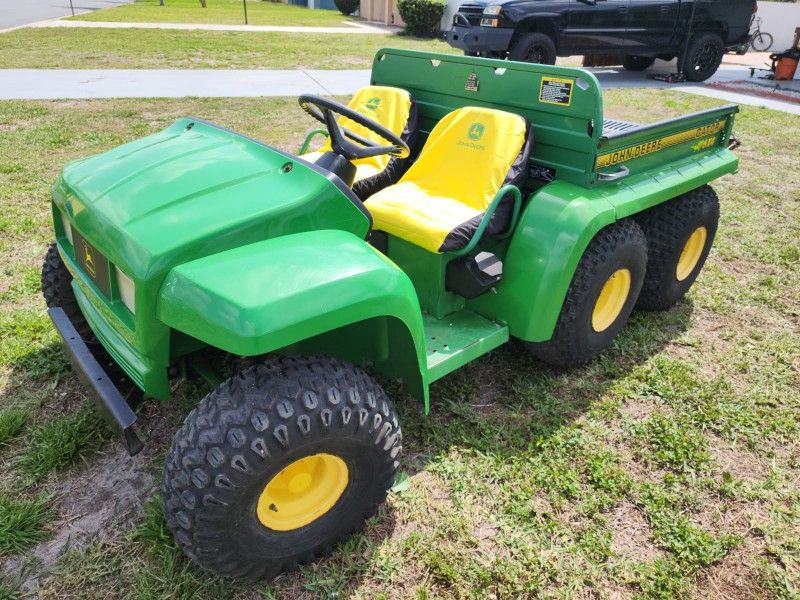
623 55 655 71
162 356 401 580
510 32 557 65
681 33 724 82
635 186 719 311
526 219 647 368
41 242 92 339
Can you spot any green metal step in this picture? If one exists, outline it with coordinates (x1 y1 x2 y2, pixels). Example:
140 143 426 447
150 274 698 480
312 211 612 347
423 310 509 382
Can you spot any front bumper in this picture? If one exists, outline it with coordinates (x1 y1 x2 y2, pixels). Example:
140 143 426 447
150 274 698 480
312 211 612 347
49 307 143 456
445 25 514 53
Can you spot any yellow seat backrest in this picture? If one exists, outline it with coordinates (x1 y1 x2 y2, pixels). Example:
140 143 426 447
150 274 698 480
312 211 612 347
315 85 412 173
399 106 527 211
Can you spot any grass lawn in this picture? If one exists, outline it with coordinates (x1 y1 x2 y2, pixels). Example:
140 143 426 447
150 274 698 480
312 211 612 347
0 28 453 69
0 92 798 599
69 0 356 26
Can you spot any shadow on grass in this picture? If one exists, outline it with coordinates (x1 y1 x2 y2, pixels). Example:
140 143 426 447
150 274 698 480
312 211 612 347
398 300 695 467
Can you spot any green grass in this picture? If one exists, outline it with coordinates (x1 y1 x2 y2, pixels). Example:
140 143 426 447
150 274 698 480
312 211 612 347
0 494 52 555
0 28 454 69
0 409 27 447
70 0 355 26
16 405 111 482
0 93 796 598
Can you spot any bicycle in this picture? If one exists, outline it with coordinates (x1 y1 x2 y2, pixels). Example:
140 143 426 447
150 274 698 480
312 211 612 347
736 16 774 54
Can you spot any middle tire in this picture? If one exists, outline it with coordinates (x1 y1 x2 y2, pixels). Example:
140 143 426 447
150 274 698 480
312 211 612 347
510 32 557 65
526 219 647 368
162 356 401 580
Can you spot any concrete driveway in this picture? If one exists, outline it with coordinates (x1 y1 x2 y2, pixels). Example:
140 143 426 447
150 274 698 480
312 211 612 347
0 0 131 31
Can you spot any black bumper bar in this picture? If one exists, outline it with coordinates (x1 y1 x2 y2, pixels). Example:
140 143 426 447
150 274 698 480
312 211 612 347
48 307 143 456
445 24 514 53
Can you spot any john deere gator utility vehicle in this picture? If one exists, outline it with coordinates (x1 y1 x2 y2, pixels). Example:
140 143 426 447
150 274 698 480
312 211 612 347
43 49 739 579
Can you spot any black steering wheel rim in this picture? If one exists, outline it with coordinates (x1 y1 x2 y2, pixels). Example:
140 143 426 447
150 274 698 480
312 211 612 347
299 95 410 161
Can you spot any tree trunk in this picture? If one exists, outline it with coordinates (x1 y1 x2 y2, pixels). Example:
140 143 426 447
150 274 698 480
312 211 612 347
199 0 206 6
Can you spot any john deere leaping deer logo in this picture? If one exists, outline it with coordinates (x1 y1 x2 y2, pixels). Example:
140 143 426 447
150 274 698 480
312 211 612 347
467 122 485 141
82 241 96 278
364 97 381 111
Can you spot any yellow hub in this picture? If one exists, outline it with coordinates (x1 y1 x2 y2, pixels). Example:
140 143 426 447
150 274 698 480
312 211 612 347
676 226 707 281
257 453 349 531
592 268 631 333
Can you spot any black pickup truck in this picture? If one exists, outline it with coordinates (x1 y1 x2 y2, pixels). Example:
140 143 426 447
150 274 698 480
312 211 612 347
445 0 756 81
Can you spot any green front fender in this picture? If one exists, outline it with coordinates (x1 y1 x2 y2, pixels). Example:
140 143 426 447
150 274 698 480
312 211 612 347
157 230 429 404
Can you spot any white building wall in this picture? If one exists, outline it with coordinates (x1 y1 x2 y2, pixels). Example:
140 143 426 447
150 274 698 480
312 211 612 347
754 1 800 51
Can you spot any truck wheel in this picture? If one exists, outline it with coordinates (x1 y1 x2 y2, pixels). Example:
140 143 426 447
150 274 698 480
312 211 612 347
623 55 655 71
510 33 557 65
526 219 647 367
681 33 724 82
41 242 92 339
162 356 401 580
635 186 719 311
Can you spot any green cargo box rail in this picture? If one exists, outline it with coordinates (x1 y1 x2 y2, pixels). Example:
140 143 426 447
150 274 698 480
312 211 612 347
371 48 738 191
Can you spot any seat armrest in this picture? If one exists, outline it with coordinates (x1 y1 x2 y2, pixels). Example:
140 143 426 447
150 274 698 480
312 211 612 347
449 184 522 256
298 128 329 154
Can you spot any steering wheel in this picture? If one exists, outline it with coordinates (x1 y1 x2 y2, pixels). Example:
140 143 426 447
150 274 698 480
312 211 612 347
298 95 410 161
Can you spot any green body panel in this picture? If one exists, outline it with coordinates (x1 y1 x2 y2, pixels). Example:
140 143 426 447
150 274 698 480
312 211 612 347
157 230 430 405
48 49 740 409
52 117 370 397
371 49 605 189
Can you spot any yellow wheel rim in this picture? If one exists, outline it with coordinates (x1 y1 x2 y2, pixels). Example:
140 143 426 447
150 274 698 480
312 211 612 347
592 268 631 333
676 226 707 281
256 453 348 531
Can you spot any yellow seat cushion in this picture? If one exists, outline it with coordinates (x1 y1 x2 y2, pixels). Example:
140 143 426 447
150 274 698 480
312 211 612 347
300 85 412 180
365 106 527 253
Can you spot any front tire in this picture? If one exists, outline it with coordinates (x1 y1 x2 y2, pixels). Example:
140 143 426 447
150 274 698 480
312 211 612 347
510 32 557 65
681 33 724 82
635 186 720 311
526 219 647 368
41 242 92 339
623 55 655 71
162 356 402 580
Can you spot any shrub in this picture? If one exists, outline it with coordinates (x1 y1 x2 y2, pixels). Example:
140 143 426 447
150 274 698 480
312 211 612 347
334 0 360 15
398 0 445 37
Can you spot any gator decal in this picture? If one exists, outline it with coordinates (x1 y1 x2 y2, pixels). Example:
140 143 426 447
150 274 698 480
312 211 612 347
595 120 726 170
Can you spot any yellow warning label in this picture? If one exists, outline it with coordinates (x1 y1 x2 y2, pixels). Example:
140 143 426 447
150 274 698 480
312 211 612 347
595 120 726 169
539 77 574 106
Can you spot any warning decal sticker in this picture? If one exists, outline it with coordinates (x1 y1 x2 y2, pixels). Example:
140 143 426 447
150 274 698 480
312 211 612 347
539 77 574 106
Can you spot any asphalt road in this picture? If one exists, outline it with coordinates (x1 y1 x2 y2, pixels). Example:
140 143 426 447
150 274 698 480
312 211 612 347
0 0 131 30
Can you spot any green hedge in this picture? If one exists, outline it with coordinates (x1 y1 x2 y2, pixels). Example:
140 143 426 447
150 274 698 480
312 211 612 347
334 0 359 15
398 0 446 37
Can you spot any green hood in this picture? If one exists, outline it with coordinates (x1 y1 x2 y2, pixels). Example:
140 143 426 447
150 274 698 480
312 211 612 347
53 118 369 279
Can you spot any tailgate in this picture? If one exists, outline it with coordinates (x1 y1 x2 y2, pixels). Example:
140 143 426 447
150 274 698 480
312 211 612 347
593 104 739 182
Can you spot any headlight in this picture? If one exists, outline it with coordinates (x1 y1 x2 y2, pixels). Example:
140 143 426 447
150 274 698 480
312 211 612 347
60 211 74 246
116 267 135 314
482 5 502 15
481 17 498 26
